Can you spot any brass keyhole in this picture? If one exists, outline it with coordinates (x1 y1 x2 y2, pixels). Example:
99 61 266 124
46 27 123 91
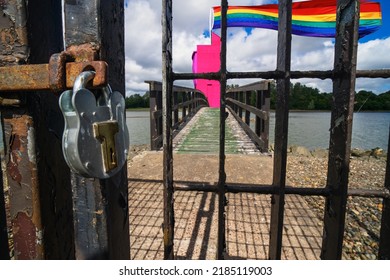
93 121 119 172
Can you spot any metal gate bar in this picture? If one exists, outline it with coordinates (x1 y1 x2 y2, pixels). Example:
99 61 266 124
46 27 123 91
217 0 228 260
162 0 174 260
162 0 390 260
173 182 390 199
320 0 360 259
268 0 292 260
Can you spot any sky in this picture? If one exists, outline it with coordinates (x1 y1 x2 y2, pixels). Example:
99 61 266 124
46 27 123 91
124 0 390 96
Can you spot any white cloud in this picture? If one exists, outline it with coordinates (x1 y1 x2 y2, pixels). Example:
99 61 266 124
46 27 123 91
227 29 278 71
125 58 160 93
358 38 390 69
125 1 161 95
173 0 220 34
125 0 390 95
125 1 160 67
173 32 210 72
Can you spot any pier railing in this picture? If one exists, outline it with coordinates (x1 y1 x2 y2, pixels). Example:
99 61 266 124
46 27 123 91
146 81 209 150
226 81 270 152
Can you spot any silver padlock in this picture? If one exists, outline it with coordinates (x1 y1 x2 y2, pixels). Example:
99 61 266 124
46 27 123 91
59 71 129 179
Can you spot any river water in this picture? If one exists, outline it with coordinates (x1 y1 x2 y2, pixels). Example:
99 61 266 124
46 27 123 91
126 110 390 150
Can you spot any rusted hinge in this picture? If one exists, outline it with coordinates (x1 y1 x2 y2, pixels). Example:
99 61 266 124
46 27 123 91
0 44 108 92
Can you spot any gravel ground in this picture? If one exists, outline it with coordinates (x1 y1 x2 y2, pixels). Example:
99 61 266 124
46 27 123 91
286 154 387 260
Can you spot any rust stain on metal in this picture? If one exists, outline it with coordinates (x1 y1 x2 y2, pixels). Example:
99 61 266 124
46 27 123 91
0 61 107 91
4 114 44 259
65 61 108 88
48 45 104 91
7 133 22 183
66 43 99 62
1 41 105 91
14 26 27 45
6 115 32 217
12 212 43 259
0 64 50 91
0 0 29 66
48 52 72 92
6 114 31 137
6 115 33 185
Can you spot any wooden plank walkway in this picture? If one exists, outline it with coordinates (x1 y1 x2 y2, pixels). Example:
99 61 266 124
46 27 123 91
173 107 261 154
127 107 324 260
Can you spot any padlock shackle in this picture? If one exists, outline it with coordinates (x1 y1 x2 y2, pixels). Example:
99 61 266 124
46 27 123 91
73 71 96 93
73 71 112 109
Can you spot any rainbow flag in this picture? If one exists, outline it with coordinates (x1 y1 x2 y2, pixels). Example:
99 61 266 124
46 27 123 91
211 0 382 38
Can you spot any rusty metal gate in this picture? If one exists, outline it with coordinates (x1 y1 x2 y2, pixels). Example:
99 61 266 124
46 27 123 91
161 0 390 260
0 0 128 259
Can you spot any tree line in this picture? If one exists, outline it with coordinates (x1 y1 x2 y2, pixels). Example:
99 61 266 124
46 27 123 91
270 82 390 111
126 83 390 111
232 82 390 111
125 93 150 108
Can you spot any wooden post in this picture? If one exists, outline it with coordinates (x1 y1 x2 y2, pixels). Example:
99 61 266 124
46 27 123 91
238 92 243 119
148 81 163 150
255 90 262 137
173 91 179 126
149 83 158 150
245 91 251 125
182 93 187 119
64 0 129 260
186 93 190 115
191 92 195 114
157 89 163 146
262 86 271 152
234 92 238 113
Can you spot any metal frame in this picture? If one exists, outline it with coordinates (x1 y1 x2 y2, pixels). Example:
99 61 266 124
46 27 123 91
161 0 390 260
